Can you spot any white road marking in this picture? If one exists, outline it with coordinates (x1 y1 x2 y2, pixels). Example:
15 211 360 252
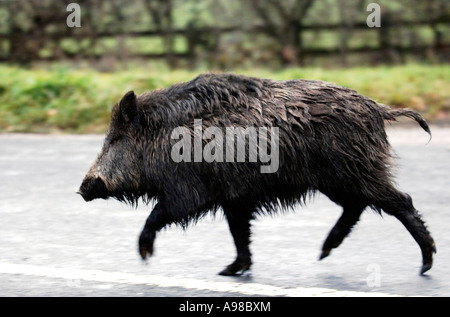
0 262 399 296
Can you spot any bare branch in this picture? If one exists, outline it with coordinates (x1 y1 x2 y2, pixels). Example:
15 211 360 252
292 0 315 21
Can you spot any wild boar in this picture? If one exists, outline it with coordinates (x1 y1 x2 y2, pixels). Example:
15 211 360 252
79 73 435 276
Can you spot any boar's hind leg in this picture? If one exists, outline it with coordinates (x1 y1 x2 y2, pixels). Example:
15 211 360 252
218 204 253 276
377 190 436 275
319 202 366 260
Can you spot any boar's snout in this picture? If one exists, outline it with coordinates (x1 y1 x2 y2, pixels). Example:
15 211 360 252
78 176 110 202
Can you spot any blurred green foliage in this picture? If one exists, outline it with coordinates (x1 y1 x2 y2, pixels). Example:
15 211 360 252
0 64 448 133
1 0 448 67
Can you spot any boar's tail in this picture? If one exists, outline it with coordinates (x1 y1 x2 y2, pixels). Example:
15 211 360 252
382 105 432 141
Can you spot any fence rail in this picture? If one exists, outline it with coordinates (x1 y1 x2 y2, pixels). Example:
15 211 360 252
1 17 449 65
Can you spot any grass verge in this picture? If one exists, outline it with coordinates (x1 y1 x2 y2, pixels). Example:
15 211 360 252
0 64 448 133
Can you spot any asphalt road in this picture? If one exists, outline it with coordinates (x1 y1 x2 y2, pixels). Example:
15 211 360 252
0 125 449 297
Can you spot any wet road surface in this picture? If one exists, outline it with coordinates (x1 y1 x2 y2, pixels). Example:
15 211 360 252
0 126 449 296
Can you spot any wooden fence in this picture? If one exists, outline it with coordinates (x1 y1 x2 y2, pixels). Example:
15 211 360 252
0 17 449 65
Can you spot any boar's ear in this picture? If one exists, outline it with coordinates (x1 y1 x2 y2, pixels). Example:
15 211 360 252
119 90 138 124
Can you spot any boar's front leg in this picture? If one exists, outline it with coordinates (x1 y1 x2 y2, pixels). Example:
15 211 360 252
139 197 210 259
138 201 172 259
219 203 254 276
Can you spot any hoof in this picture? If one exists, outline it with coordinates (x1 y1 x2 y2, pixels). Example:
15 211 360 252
219 260 251 276
319 249 331 260
138 231 155 260
420 263 432 275
139 245 153 260
420 242 436 275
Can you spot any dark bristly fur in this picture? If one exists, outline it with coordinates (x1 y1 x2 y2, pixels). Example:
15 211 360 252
79 73 436 276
